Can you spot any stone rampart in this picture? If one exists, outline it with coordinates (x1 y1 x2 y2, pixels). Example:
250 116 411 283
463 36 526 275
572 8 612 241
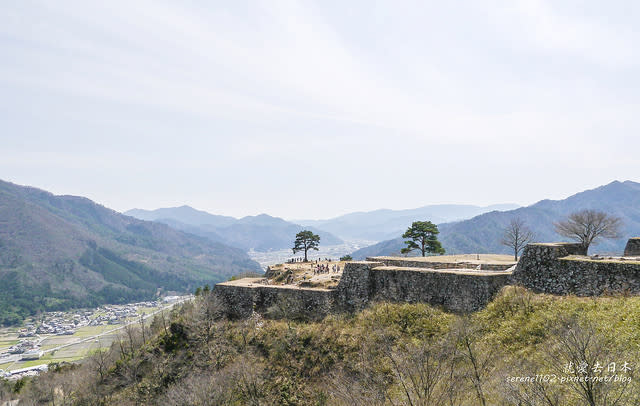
352 266 510 312
511 243 640 295
214 260 510 317
213 279 333 320
214 241 640 320
367 257 514 271
625 238 640 256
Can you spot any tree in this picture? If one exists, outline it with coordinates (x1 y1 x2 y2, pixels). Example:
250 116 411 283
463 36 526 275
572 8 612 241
401 221 445 257
554 209 622 254
500 218 535 261
292 230 320 262
339 255 352 261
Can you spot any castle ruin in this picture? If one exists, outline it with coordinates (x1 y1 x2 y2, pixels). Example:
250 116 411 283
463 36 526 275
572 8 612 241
213 237 640 318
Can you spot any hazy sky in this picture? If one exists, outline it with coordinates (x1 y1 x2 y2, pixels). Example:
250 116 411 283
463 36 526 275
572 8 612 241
1 1 638 219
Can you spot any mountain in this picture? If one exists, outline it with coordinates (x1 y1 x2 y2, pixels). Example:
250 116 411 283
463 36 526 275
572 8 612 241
0 180 261 325
351 180 640 259
296 204 520 241
125 207 343 252
125 206 236 228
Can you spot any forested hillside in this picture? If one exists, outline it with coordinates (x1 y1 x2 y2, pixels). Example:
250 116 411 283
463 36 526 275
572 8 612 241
0 180 261 325
126 207 343 251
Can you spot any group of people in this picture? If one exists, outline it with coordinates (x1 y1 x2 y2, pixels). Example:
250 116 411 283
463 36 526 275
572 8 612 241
313 263 340 275
287 257 337 264
286 257 306 263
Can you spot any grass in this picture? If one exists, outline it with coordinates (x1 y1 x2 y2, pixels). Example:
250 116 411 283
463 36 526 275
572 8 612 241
8 350 93 371
74 325 113 338
0 339 19 350
136 306 158 315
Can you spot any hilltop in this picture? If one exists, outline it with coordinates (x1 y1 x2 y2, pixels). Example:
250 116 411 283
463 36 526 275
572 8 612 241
125 206 343 252
0 180 261 325
352 180 640 258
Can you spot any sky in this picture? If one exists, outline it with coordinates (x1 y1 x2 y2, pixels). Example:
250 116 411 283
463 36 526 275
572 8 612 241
1 0 639 220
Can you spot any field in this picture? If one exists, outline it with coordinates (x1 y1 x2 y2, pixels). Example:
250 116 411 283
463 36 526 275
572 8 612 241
0 304 181 374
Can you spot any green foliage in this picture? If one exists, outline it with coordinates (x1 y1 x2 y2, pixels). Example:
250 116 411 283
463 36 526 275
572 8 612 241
12 378 26 394
292 230 320 261
161 322 189 353
339 255 352 261
0 180 262 325
14 287 640 405
400 220 445 256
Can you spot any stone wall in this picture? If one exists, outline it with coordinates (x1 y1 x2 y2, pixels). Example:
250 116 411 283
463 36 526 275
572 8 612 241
213 279 333 320
351 266 510 312
367 257 514 271
214 242 640 320
625 238 640 256
214 260 510 317
332 261 380 311
511 243 640 295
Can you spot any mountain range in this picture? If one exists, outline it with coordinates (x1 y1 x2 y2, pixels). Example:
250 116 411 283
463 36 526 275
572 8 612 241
0 180 261 325
351 180 640 259
125 207 343 252
295 204 520 241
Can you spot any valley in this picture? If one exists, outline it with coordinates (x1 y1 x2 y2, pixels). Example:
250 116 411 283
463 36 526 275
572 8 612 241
0 296 189 380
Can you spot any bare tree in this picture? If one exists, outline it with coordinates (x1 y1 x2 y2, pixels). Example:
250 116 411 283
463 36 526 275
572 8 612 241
453 317 496 406
501 218 535 260
543 317 638 406
554 210 623 254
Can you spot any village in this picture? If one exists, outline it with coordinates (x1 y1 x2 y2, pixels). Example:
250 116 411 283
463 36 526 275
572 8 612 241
0 296 186 380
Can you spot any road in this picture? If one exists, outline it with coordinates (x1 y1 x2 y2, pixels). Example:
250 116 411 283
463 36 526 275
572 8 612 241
0 298 189 372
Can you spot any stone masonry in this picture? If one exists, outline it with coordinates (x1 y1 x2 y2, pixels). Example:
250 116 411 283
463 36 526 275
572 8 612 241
624 237 640 256
368 257 514 271
511 242 640 295
213 239 640 319
214 260 511 316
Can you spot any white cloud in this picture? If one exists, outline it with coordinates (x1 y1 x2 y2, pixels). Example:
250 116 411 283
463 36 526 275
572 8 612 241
487 0 636 68
0 0 638 218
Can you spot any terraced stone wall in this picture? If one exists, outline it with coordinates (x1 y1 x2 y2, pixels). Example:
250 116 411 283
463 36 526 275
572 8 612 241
511 243 640 295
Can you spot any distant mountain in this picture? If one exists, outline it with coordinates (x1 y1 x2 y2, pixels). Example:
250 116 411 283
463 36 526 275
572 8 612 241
0 180 261 325
125 207 343 252
351 181 640 259
126 206 236 228
296 203 520 241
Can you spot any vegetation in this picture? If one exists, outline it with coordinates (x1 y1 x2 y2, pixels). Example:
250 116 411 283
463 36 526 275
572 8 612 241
292 230 320 262
0 179 261 326
401 221 445 257
501 218 535 260
6 287 640 405
339 255 352 261
554 209 623 254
